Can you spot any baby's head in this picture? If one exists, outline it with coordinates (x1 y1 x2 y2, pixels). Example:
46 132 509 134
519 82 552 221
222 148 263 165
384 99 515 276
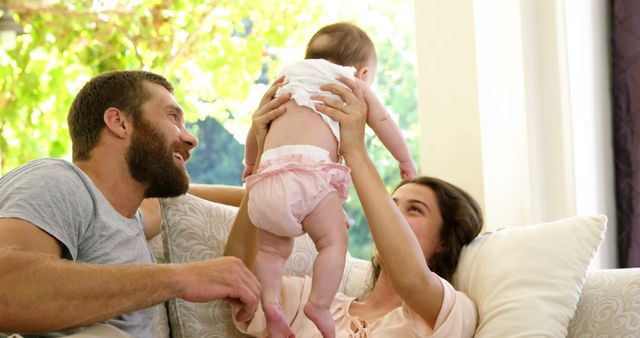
305 22 377 85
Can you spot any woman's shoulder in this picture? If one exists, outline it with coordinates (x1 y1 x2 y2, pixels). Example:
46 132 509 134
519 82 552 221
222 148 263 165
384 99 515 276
432 276 476 325
402 276 477 337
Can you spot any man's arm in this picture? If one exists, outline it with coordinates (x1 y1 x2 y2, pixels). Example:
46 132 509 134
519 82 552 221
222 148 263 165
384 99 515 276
223 192 257 270
0 218 259 333
363 86 416 179
188 184 245 207
243 127 258 181
140 198 163 239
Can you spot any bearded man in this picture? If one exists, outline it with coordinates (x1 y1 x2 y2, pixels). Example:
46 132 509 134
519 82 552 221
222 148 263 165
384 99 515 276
0 71 288 337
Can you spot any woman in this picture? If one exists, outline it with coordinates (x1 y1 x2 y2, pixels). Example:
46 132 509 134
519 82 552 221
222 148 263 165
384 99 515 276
225 77 483 337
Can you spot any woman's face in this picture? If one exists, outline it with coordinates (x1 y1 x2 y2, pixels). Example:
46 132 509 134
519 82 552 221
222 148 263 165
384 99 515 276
391 183 445 261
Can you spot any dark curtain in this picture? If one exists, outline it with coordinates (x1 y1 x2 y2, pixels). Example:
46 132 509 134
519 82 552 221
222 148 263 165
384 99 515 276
612 0 640 268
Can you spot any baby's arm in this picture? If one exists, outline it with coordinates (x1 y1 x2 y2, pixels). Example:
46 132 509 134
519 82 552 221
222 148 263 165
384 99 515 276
243 127 258 181
363 86 416 180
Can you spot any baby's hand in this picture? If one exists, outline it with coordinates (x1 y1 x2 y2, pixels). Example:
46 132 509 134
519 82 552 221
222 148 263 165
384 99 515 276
399 160 417 180
242 164 255 182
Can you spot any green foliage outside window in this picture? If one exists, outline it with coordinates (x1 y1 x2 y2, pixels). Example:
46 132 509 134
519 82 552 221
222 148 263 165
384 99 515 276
0 0 418 260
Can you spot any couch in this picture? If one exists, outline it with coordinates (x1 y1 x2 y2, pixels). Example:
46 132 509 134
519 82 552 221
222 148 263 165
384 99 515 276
148 193 640 338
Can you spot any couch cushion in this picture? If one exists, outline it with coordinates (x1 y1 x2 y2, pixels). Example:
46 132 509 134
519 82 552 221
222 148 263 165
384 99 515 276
567 268 640 337
160 193 318 338
453 215 607 338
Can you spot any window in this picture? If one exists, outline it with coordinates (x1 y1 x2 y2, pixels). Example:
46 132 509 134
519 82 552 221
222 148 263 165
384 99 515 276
187 0 419 259
0 0 418 260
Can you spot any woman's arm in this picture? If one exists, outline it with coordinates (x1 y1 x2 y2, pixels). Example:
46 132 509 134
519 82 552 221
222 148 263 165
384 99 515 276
314 78 443 326
188 184 245 207
140 185 245 239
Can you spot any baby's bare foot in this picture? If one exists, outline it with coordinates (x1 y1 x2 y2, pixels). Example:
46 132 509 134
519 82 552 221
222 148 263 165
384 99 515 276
304 302 335 338
265 304 295 338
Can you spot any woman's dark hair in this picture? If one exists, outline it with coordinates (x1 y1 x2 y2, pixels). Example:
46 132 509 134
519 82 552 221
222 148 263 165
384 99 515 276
371 176 483 284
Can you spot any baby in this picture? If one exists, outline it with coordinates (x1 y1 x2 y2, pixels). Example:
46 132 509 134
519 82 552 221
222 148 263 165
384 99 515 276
244 22 416 338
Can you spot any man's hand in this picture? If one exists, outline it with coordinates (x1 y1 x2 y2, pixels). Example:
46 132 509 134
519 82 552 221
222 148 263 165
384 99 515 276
258 76 285 108
175 256 261 322
242 164 255 182
252 97 290 150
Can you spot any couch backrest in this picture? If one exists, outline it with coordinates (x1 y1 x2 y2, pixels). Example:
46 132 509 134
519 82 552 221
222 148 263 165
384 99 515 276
155 193 637 338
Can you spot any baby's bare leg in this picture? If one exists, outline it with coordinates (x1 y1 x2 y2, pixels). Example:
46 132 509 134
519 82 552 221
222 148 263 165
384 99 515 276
302 192 347 338
254 229 295 338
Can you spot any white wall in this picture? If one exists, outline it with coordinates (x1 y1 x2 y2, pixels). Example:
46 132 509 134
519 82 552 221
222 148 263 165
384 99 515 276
414 0 617 268
413 0 486 211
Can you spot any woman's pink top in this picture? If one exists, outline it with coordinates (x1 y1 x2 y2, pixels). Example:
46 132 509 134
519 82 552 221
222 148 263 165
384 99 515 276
234 275 477 338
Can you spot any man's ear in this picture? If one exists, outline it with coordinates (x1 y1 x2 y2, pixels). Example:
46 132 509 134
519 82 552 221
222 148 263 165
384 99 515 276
103 107 130 138
355 66 369 80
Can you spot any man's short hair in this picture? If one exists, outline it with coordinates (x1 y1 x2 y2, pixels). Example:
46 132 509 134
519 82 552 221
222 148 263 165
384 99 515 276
68 70 173 161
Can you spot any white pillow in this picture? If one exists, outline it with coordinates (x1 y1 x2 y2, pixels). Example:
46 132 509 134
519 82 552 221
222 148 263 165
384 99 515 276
453 215 607 337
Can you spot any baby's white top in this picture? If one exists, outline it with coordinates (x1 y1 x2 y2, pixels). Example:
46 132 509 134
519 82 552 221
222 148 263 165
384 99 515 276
275 58 356 143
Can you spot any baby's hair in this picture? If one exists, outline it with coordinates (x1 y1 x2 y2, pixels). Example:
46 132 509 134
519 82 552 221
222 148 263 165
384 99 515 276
305 22 376 69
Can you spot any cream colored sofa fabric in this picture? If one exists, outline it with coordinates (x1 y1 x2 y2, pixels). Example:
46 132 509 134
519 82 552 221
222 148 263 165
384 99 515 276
567 268 640 336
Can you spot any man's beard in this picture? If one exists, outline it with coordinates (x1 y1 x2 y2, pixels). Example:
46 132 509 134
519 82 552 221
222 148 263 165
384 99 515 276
126 117 190 198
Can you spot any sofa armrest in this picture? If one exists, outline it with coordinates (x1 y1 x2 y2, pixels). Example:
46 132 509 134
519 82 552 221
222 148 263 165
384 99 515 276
568 268 640 337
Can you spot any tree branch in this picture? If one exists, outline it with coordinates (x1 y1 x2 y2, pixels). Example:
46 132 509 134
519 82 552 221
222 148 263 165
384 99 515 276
165 4 219 71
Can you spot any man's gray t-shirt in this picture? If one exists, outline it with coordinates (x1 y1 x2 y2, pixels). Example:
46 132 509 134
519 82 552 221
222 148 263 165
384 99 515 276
0 158 162 338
